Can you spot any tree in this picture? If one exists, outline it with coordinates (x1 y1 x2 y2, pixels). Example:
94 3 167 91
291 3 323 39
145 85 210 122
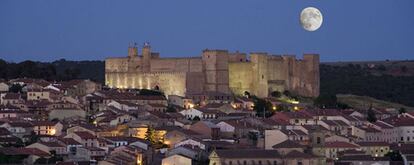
145 126 156 144
244 91 251 98
314 94 338 109
399 107 407 114
367 104 377 123
9 84 23 93
166 105 176 113
252 96 273 118
270 91 281 98
385 151 403 161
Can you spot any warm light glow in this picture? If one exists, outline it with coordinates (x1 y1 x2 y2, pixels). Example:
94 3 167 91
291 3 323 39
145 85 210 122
272 106 276 111
232 104 237 109
93 121 97 125
189 103 194 108
49 129 56 135
293 106 299 111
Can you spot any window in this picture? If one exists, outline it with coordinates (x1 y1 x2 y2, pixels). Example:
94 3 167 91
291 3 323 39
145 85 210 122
273 161 278 165
258 160 262 165
317 137 321 144
229 161 232 165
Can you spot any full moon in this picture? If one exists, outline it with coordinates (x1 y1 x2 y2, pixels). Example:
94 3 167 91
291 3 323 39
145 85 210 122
300 7 323 31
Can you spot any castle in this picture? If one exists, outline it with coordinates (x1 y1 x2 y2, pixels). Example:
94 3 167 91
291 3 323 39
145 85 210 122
105 43 320 98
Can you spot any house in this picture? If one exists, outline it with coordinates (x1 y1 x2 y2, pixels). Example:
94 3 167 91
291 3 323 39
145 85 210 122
324 141 360 159
32 121 63 136
104 136 150 149
5 121 33 138
209 149 321 165
165 129 203 147
26 141 67 155
264 129 309 150
232 97 255 110
162 154 192 165
270 111 313 125
100 145 150 165
179 108 225 120
0 82 9 92
216 120 255 138
27 89 62 102
168 95 194 109
65 131 99 148
336 155 390 165
356 141 390 157
65 79 101 96
0 93 22 105
66 124 100 136
319 120 350 135
48 108 86 121
189 121 220 140
76 147 106 161
145 103 167 112
0 147 50 164
107 100 141 112
58 137 83 156
272 140 305 155
174 138 207 150
209 149 282 165
167 145 208 163
96 113 136 126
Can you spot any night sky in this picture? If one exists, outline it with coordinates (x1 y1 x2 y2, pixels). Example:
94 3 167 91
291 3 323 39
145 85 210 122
1 0 414 62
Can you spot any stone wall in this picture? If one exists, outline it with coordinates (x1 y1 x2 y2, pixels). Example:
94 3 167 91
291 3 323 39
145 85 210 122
106 72 187 96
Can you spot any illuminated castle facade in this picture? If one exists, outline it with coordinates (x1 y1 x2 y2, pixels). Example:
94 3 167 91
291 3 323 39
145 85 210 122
105 43 319 98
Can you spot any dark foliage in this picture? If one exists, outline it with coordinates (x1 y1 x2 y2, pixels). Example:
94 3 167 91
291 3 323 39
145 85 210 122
320 64 414 107
9 84 23 93
385 151 403 161
270 91 281 98
367 105 377 123
137 89 165 96
252 96 273 118
314 94 349 109
0 58 104 83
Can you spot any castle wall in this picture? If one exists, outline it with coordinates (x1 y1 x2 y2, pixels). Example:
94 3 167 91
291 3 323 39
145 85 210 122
150 58 202 72
228 62 254 96
105 72 187 96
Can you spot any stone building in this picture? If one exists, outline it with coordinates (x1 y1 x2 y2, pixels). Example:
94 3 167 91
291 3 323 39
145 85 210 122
105 43 319 98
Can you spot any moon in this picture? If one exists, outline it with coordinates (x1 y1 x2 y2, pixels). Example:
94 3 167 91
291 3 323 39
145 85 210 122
300 7 323 31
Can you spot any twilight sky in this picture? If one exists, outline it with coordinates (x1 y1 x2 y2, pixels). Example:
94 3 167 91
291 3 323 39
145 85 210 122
1 0 414 62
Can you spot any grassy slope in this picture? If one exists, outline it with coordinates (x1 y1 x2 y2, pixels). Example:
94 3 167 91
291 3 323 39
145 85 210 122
337 94 414 111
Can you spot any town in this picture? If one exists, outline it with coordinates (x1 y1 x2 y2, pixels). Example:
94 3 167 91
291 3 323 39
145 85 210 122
0 76 412 165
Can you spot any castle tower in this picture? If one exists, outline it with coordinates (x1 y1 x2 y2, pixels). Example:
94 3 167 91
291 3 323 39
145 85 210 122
142 42 151 72
251 53 269 97
128 42 138 58
202 49 230 94
303 54 320 97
